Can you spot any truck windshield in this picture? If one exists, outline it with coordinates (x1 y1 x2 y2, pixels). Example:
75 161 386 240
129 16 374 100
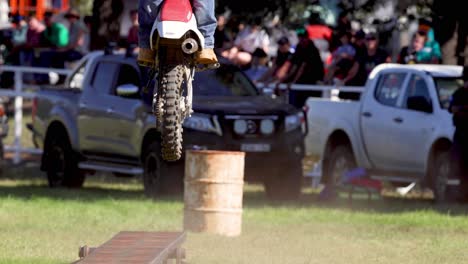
434 77 464 109
193 65 258 96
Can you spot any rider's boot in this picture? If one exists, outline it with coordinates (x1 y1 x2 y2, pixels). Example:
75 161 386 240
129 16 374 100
138 48 156 67
195 48 218 65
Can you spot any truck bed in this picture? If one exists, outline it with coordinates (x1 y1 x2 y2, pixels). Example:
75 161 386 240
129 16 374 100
305 97 361 156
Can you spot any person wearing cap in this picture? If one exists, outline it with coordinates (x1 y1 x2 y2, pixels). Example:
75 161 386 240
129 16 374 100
348 32 391 87
256 36 293 85
352 29 366 59
449 66 468 202
63 8 87 61
4 13 28 66
276 27 324 107
10 13 28 46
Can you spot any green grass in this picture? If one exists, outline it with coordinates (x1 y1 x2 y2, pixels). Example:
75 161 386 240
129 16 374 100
2 166 468 264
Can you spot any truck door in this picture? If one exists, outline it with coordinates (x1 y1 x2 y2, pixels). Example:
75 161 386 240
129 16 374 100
105 63 147 157
384 73 435 173
78 61 120 153
360 71 409 170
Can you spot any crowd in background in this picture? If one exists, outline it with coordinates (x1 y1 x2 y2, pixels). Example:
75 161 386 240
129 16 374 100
215 11 443 91
1 9 92 85
1 7 443 89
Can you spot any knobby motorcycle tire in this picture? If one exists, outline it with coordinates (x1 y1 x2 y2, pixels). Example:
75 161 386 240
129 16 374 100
159 65 184 161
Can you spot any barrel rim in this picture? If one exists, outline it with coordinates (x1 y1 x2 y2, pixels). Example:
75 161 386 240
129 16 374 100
186 150 246 156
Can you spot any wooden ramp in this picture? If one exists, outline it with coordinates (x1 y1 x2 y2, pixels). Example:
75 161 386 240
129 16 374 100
74 231 186 264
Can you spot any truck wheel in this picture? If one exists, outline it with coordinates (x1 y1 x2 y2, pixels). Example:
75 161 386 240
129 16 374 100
143 142 184 199
263 160 302 200
45 135 85 188
158 65 184 162
325 145 356 188
430 150 452 203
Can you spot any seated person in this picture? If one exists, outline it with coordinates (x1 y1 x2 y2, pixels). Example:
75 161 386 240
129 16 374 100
221 16 270 67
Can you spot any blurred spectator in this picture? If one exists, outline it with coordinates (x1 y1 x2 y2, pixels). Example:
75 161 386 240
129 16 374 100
10 13 28 46
127 9 139 47
336 11 352 33
306 12 332 65
264 15 297 58
306 13 332 42
41 11 69 48
348 32 391 86
83 16 93 54
398 29 441 64
277 28 324 107
22 14 45 82
417 18 442 64
352 29 366 59
5 14 28 66
214 14 231 51
222 16 270 67
36 11 69 83
26 14 45 48
398 18 442 65
325 30 357 85
256 36 293 85
243 48 269 82
63 8 87 61
449 66 468 202
398 32 424 64
224 15 245 42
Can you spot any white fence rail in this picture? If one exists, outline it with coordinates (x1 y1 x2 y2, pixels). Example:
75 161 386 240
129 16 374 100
0 65 71 164
0 65 364 165
259 83 364 101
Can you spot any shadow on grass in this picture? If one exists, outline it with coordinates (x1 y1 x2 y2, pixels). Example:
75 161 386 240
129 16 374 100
0 165 183 203
0 181 187 203
2 164 468 216
242 187 468 216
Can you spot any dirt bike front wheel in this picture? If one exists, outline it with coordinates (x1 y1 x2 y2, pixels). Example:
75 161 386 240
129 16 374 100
158 65 185 161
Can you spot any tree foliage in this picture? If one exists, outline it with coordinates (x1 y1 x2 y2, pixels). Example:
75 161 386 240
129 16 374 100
71 0 93 15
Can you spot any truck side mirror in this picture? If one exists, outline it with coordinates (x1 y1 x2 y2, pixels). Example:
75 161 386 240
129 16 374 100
407 96 433 113
116 84 139 97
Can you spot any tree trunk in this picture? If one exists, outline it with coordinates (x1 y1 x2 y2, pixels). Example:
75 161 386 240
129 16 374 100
90 0 124 51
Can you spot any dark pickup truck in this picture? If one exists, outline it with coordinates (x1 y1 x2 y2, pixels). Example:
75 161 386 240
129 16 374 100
30 51 306 199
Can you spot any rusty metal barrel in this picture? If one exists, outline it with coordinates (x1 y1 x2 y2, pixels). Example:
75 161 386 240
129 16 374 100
183 150 245 237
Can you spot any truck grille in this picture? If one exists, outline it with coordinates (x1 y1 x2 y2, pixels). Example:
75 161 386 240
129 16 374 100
225 115 279 137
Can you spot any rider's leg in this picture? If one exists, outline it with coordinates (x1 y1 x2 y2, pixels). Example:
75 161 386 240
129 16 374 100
137 0 160 66
192 0 218 64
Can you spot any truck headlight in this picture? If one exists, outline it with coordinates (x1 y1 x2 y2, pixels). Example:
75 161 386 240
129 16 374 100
260 119 274 135
285 112 304 132
234 120 248 135
183 114 222 136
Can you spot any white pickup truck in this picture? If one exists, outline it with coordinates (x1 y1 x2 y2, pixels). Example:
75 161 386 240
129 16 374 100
305 63 463 202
